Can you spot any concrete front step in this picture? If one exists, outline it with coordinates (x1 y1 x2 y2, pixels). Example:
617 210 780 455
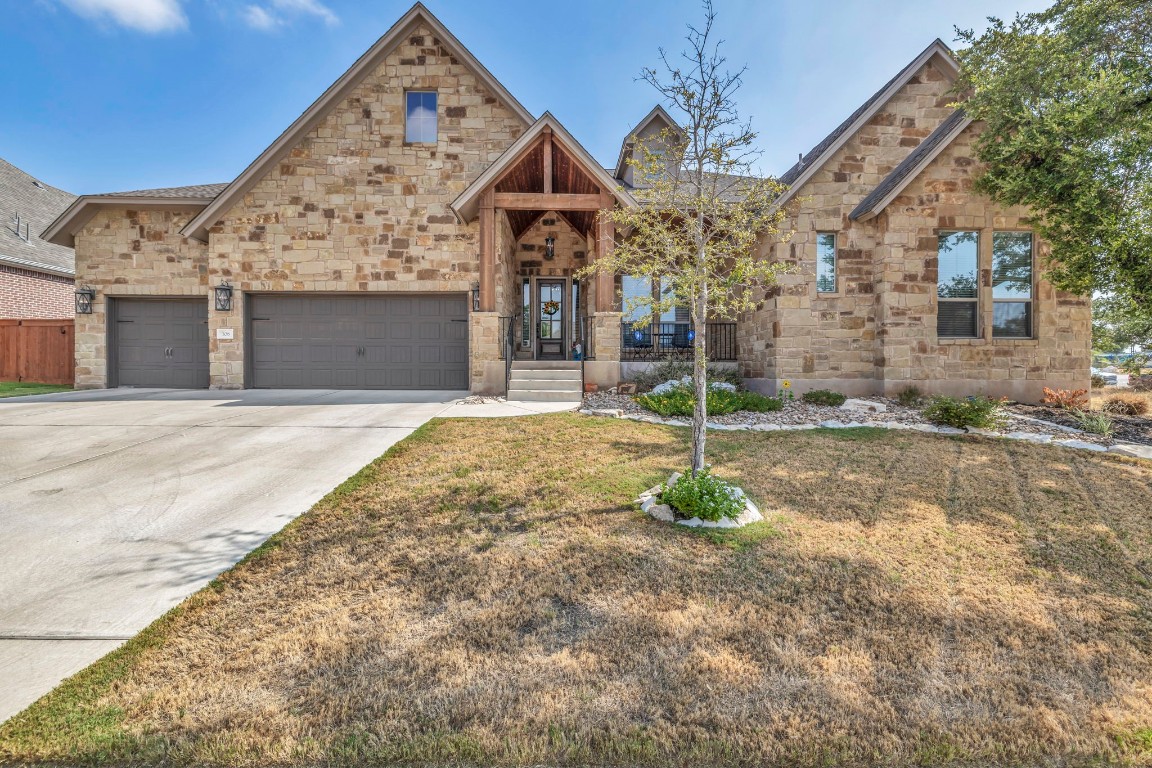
507 388 584 402
510 360 582 371
508 369 582 381
507 377 582 392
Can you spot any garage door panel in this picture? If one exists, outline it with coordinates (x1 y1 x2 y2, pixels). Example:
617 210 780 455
249 294 466 390
114 299 209 389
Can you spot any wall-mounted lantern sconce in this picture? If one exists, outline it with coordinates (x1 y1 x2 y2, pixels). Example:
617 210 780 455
472 281 481 311
214 281 234 312
75 285 95 314
544 236 556 261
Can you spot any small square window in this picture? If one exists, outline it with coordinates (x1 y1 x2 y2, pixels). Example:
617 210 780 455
405 91 437 144
816 232 837 293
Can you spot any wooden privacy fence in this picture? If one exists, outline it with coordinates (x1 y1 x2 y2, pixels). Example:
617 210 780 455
0 319 75 385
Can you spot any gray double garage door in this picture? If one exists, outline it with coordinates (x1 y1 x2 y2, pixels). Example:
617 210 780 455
111 294 468 390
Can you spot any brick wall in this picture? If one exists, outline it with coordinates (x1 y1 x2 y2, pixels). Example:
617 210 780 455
0 265 74 319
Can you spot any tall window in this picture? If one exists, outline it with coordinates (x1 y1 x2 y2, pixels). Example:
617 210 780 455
659 277 689 323
937 231 979 337
992 232 1033 338
521 278 531 348
621 276 652 322
405 91 437 144
816 232 837 293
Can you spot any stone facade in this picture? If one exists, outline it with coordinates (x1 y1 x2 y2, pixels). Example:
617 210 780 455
72 208 208 389
67 18 1090 401
739 57 1090 402
0 264 74 319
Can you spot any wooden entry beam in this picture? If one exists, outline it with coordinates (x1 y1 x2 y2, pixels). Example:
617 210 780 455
479 188 495 312
595 190 615 312
493 192 602 210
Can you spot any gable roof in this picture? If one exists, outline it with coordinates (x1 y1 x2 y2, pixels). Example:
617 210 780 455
451 112 637 223
849 108 972 221
775 39 959 206
180 3 533 243
613 104 682 180
42 184 225 248
1 157 77 276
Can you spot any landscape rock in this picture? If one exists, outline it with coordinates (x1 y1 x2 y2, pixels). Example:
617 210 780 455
1005 431 1053 443
1107 443 1152 460
840 399 887 414
587 408 623 418
1053 439 1108 452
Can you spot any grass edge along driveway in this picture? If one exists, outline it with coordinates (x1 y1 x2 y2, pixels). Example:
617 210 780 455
2 414 1151 767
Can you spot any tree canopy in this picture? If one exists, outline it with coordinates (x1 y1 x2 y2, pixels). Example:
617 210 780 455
954 0 1152 318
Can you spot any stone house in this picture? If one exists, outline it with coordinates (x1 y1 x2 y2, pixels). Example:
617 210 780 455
43 3 1089 400
1 158 75 319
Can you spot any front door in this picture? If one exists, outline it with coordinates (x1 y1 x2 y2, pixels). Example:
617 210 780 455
536 279 566 360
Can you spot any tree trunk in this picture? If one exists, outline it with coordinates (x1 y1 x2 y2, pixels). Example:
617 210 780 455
691 282 708 476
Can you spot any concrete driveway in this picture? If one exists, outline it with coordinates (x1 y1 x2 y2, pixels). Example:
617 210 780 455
0 388 574 723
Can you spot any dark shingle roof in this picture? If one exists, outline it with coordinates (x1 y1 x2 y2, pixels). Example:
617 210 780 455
849 108 969 220
94 183 229 199
0 157 77 275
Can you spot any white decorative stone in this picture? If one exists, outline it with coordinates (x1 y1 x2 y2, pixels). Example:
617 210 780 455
840 398 887 413
588 408 623 418
1108 443 1152 460
1005 431 1053 443
648 503 675 522
1053 439 1108 452
911 424 940 433
664 419 689 427
751 423 781 431
966 427 1000 437
935 426 967 435
881 421 911 430
677 517 704 528
819 420 848 428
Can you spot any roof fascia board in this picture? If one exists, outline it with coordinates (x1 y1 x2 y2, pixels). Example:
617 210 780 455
451 113 636 223
42 196 214 248
850 113 973 221
775 40 959 208
180 3 534 243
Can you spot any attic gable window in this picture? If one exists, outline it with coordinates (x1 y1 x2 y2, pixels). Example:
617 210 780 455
405 91 437 144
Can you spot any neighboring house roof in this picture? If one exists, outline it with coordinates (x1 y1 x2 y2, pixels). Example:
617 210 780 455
42 184 225 248
775 39 960 206
0 157 77 277
613 104 682 180
451 112 637 223
849 108 972 221
180 2 534 243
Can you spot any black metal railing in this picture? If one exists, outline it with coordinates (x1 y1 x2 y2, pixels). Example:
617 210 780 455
499 315 517 393
578 316 595 360
620 321 736 362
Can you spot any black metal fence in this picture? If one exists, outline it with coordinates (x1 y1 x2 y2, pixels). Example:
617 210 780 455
620 321 736 361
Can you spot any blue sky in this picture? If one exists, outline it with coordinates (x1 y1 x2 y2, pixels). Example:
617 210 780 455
1 0 1050 194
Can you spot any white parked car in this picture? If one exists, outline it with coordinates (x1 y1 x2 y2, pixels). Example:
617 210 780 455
1091 367 1118 386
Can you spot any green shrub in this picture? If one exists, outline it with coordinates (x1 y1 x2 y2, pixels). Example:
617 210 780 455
636 386 783 417
661 468 744 522
921 395 1007 429
1090 374 1107 389
896 385 924 406
1072 409 1114 436
801 389 847 407
628 360 742 392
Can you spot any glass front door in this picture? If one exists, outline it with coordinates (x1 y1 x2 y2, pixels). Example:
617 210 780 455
536 279 566 359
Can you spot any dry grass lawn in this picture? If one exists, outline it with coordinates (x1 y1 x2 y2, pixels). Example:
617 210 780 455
3 414 1152 767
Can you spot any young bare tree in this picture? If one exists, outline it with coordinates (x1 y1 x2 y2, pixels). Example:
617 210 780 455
582 1 790 475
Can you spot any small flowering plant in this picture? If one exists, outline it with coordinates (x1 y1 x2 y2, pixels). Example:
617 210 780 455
780 380 795 401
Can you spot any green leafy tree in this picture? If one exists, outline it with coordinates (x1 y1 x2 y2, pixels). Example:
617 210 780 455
954 1 1152 318
580 1 790 475
1093 294 1151 371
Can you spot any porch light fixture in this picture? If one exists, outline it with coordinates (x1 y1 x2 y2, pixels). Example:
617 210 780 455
75 285 95 314
214 281 234 312
472 281 480 311
544 236 555 261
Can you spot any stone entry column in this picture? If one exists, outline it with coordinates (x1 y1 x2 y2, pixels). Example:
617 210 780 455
583 310 622 389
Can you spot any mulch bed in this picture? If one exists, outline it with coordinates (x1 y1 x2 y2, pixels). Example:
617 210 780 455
1007 403 1152 446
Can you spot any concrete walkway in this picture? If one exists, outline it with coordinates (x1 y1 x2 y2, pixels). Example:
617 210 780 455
0 388 576 723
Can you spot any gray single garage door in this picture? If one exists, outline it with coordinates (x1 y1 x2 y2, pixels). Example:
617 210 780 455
249 294 468 390
112 299 209 388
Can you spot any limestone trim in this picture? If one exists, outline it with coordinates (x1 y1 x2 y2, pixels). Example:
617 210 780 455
180 2 534 243
774 39 959 209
